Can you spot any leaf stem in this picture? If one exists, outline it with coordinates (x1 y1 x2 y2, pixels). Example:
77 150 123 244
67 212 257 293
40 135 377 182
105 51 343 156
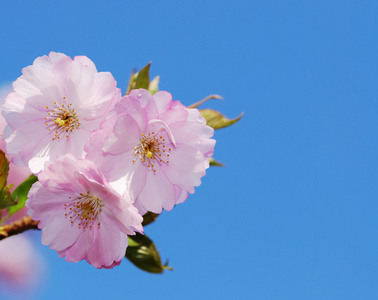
0 216 39 241
188 94 223 108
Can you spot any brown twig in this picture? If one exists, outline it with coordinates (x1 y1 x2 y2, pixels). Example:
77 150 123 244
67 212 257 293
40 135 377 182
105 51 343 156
0 212 159 241
188 94 223 108
0 216 39 240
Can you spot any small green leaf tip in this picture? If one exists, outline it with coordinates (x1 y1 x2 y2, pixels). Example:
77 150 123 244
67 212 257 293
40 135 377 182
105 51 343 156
209 157 224 167
0 186 16 210
148 75 160 95
126 63 160 95
0 150 9 190
0 151 14 210
200 109 243 130
126 233 172 274
134 62 151 90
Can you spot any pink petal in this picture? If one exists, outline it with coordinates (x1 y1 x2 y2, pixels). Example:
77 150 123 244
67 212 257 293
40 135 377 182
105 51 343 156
159 100 189 125
162 143 207 193
116 97 149 130
17 70 64 111
128 89 158 120
114 203 144 234
152 91 172 116
33 52 67 71
168 120 215 157
136 168 177 213
27 183 69 217
85 217 128 268
28 137 68 174
73 55 97 73
173 187 189 205
68 127 92 158
64 60 95 109
64 230 94 263
41 210 81 251
147 119 176 146
4 120 47 154
84 110 118 154
102 114 141 155
110 157 147 198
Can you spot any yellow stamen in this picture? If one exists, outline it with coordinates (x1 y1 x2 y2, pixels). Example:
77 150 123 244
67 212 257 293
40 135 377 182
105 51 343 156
55 117 66 126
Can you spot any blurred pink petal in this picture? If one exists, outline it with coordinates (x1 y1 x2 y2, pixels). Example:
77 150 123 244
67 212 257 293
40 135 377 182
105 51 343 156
0 235 44 289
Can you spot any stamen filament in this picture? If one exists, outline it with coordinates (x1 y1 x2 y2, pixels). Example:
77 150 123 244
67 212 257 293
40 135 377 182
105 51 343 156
133 131 172 173
45 97 80 140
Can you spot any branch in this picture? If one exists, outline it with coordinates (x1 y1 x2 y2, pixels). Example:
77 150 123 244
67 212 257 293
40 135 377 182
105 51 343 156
0 211 159 242
0 216 39 240
188 94 223 108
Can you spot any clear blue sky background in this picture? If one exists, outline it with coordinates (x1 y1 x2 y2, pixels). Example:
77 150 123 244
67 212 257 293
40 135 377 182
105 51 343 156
0 1 378 299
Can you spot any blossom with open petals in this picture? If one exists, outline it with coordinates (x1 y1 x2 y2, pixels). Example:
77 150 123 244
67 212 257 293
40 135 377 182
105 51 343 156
26 154 143 269
86 89 215 214
2 52 121 174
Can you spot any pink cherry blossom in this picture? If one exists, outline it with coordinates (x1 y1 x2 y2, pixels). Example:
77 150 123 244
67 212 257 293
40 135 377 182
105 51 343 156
86 89 215 215
2 52 121 174
26 154 143 269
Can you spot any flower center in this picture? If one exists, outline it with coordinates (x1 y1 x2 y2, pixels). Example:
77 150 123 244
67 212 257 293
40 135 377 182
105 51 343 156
133 131 172 173
45 97 80 140
64 191 103 230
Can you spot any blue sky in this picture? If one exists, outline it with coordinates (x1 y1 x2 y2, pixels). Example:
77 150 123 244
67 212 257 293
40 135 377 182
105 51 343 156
1 0 378 299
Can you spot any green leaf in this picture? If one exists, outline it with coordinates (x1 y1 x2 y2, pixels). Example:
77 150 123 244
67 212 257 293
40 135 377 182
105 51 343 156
7 174 38 217
142 211 159 226
148 75 160 95
134 62 151 90
126 233 171 273
126 63 159 95
209 157 224 167
200 109 243 130
0 151 14 210
0 150 9 190
126 70 138 95
0 186 16 209
128 237 140 247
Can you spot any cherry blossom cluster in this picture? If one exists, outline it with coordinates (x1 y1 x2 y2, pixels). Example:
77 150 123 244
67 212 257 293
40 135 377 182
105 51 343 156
2 52 215 268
